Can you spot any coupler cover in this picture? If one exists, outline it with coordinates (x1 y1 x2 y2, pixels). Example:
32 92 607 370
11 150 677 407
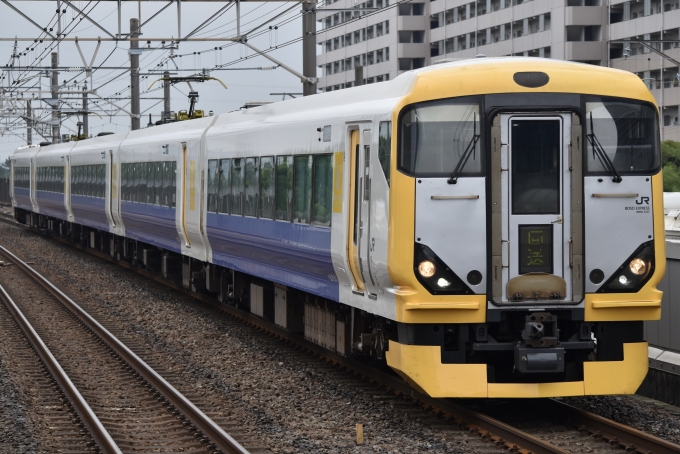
515 347 565 374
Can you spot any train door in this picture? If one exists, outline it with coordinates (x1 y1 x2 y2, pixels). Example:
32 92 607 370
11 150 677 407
358 129 379 297
498 113 577 303
180 143 191 247
65 154 74 222
105 150 116 229
347 130 364 293
30 157 37 212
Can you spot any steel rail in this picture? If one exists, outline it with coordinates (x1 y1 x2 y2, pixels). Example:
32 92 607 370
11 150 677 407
0 243 249 454
0 284 122 454
8 215 679 454
2 222 567 454
550 399 680 454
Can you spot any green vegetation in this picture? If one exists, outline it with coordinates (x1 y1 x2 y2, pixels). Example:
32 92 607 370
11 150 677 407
663 140 680 192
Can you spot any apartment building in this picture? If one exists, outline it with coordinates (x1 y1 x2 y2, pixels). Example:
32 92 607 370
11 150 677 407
316 0 680 140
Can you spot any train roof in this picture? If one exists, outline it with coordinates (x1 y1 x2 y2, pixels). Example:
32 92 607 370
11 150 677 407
12 57 655 158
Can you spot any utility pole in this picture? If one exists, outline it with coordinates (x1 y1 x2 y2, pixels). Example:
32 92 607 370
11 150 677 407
355 66 363 87
51 52 60 144
26 100 32 145
82 83 88 138
130 18 140 130
163 70 170 122
302 0 316 96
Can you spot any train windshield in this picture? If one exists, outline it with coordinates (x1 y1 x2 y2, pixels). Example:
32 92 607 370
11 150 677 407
398 96 483 177
585 97 660 175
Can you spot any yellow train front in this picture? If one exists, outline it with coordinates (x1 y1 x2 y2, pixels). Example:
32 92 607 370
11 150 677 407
382 58 664 398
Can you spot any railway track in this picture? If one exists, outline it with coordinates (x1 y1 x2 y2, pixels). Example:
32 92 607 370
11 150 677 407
2 212 680 454
0 240 250 454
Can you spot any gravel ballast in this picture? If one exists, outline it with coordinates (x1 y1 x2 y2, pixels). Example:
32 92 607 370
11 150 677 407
0 222 503 454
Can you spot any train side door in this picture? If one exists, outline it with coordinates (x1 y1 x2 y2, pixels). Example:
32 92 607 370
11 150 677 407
347 130 364 293
180 143 192 248
105 149 116 230
498 113 574 303
359 130 379 297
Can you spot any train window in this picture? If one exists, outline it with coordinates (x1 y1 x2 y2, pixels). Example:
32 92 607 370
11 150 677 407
121 164 128 201
97 165 104 198
207 159 219 212
276 156 293 221
293 155 312 224
259 157 275 219
378 121 391 186
147 162 155 204
160 162 169 207
585 97 660 175
398 96 482 177
171 161 177 208
154 162 160 204
312 154 333 227
231 158 244 215
141 162 149 203
218 159 230 214
244 157 259 217
133 163 141 203
88 166 93 196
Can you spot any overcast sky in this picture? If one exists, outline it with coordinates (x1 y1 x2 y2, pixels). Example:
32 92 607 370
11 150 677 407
0 0 311 164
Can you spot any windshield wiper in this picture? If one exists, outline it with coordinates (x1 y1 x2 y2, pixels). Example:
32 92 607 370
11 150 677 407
448 113 480 184
587 112 622 183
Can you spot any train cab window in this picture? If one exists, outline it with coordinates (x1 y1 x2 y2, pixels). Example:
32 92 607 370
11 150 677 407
585 97 660 175
231 158 244 215
293 155 313 224
276 156 293 221
244 157 259 217
398 96 482 177
260 157 275 219
378 121 391 186
218 159 230 214
171 161 177 208
207 159 219 212
312 154 333 227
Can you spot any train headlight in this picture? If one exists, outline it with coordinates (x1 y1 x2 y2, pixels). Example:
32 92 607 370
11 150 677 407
597 241 655 293
629 258 647 275
414 244 472 295
418 260 436 278
437 278 451 288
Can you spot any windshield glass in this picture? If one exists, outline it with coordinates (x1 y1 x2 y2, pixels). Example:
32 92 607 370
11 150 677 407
398 96 482 177
585 97 660 174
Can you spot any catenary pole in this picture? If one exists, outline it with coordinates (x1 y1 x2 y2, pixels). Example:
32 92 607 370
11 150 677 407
302 0 316 96
51 52 60 143
130 18 140 130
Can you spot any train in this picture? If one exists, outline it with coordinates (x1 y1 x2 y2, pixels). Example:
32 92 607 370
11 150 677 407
10 57 664 398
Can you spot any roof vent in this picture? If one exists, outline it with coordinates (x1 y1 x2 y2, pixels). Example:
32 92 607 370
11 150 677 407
513 71 549 88
476 54 487 58
39 141 52 146
97 132 114 136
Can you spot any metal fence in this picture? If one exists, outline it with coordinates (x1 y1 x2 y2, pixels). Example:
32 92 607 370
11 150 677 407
0 178 9 205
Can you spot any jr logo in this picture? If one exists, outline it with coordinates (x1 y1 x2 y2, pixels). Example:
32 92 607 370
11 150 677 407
636 196 650 205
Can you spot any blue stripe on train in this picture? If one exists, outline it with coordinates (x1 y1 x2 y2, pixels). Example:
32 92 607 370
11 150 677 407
121 201 181 253
36 190 68 221
207 213 338 302
13 187 31 210
71 195 109 231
